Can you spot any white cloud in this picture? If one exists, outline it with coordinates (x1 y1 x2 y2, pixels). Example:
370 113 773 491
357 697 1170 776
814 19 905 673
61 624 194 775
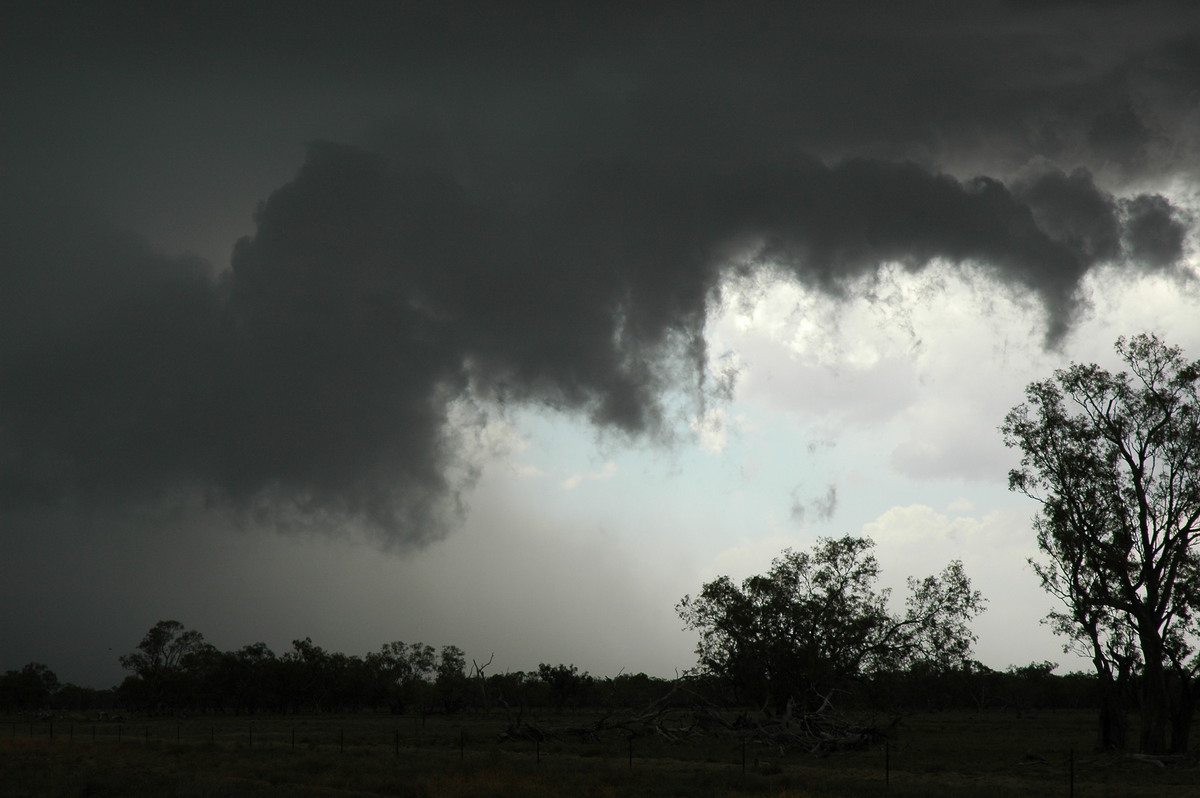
690 407 729 453
702 533 811 583
683 250 1200 674
861 502 1075 670
864 503 997 549
560 460 618 490
708 264 1044 430
444 400 537 474
945 496 975 513
511 463 548 479
887 395 1018 482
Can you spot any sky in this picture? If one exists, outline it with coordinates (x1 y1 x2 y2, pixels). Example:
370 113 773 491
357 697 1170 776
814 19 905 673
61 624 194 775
3 0 1200 689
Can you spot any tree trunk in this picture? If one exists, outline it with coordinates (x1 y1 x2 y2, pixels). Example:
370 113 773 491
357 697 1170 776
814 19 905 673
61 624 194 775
1095 673 1128 751
1086 623 1129 751
1169 671 1196 754
1138 635 1170 754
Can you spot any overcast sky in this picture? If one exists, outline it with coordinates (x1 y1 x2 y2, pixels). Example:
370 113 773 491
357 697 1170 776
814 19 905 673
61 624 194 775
3 0 1200 688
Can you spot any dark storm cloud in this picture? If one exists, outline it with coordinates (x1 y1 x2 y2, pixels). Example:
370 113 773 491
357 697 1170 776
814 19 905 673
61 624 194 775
0 192 221 510
2 1 1197 547
1121 195 1189 269
5 141 1185 544
1013 169 1122 264
1011 167 1189 275
1088 107 1153 173
8 3 1199 171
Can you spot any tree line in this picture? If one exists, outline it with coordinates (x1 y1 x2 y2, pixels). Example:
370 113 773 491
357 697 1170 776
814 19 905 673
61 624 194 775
3 624 1103 719
107 621 628 716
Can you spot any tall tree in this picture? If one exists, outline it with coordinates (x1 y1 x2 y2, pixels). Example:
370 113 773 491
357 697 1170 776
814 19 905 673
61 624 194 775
677 536 984 715
1003 334 1200 753
119 620 210 712
537 663 594 712
436 645 470 713
0 663 59 711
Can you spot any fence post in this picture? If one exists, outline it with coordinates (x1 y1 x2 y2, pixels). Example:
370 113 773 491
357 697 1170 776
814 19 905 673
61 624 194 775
886 741 890 786
395 728 399 757
459 729 464 761
1069 748 1074 798
628 735 633 770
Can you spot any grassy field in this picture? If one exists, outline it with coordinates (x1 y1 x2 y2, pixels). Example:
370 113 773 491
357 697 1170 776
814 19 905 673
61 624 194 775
3 709 1200 797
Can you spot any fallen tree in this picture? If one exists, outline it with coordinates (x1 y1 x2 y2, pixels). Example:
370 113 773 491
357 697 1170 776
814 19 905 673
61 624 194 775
498 683 900 753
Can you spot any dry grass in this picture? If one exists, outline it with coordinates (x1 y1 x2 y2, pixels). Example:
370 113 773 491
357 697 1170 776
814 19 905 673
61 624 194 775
3 709 1200 797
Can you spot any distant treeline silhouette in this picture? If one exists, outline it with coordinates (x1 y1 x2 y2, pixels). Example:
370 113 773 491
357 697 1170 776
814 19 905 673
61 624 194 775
3 620 1101 716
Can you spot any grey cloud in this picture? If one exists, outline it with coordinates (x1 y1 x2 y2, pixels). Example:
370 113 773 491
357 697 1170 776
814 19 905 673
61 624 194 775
1011 165 1189 287
0 192 222 511
3 136 1193 546
813 485 839 523
789 483 839 524
807 439 836 455
1088 107 1152 173
8 3 1200 177
1121 194 1189 269
789 482 812 525
1013 168 1122 264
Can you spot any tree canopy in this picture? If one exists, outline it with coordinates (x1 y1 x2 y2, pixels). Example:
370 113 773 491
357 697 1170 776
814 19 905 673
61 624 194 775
677 535 984 715
1003 333 1200 753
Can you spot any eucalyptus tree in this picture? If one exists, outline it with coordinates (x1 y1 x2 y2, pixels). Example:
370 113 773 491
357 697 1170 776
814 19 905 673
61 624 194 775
119 620 212 712
366 641 436 712
677 536 984 716
0 663 59 710
1003 334 1200 753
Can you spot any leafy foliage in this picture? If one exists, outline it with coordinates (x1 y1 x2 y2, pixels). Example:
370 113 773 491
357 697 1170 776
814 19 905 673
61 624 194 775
118 620 213 712
536 663 594 712
0 663 59 711
677 535 984 714
1002 333 1200 753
